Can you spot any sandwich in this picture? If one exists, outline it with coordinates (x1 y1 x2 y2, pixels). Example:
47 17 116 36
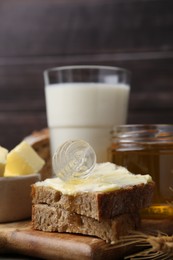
32 162 154 244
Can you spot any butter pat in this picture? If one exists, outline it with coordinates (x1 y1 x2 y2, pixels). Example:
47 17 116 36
4 141 45 176
36 162 153 195
0 146 8 177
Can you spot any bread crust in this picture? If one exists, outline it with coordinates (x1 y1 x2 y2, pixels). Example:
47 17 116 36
32 204 140 244
24 129 52 180
32 182 154 221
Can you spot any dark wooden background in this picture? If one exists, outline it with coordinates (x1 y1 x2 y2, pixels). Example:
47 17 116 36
0 0 173 149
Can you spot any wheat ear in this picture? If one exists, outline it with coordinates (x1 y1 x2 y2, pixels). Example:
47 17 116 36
113 231 173 259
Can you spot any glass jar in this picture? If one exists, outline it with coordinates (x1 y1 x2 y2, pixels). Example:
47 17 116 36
109 124 173 219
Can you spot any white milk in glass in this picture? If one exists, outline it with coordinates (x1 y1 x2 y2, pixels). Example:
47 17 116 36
45 83 130 162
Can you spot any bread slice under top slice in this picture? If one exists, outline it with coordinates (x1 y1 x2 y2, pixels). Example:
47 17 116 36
32 204 140 244
32 181 154 221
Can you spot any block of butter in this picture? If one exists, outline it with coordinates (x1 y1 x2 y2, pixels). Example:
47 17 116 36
4 141 45 176
0 146 8 177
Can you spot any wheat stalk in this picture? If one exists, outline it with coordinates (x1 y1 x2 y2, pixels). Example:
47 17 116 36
112 192 173 259
123 231 173 259
124 189 173 259
109 231 173 259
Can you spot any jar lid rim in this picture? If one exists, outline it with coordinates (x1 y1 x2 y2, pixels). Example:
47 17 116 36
112 124 173 142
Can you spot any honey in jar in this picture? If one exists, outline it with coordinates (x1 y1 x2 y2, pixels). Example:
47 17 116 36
109 124 173 219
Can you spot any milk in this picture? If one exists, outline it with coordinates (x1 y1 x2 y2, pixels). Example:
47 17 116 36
45 83 130 162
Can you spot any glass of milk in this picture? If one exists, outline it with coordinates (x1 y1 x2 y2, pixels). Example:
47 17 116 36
44 65 130 162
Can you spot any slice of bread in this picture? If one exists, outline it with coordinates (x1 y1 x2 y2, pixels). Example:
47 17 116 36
32 181 154 221
24 129 52 180
32 204 140 244
32 162 154 244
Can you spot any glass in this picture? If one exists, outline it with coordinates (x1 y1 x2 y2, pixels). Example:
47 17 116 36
109 124 173 219
44 65 130 162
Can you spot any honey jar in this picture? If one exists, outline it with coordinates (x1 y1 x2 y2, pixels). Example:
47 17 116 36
109 124 173 219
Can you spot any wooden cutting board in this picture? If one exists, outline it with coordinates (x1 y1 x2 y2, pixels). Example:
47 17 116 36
0 219 172 260
0 220 132 260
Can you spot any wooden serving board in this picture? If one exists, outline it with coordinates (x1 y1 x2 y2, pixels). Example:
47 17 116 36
0 220 132 260
0 219 173 260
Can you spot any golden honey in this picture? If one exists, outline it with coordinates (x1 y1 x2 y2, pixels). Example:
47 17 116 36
109 124 173 219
